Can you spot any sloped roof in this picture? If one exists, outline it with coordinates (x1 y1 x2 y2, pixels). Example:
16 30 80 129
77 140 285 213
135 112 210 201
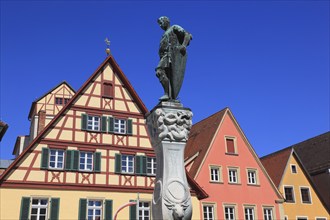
260 147 292 187
0 55 148 182
185 108 227 178
292 131 330 173
28 81 76 120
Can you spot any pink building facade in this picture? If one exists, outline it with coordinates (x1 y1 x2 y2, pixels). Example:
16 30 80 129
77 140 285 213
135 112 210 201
185 108 284 220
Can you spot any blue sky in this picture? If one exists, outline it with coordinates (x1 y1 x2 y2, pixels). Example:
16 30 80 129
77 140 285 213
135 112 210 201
0 1 329 160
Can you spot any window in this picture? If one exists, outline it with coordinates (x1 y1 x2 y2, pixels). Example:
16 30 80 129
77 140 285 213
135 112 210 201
297 218 307 220
31 198 48 220
103 83 113 98
138 201 150 220
147 157 157 175
291 165 297 173
79 152 93 171
247 169 257 185
263 208 273 220
87 116 100 131
55 97 63 105
224 206 235 220
55 97 70 105
316 218 327 220
87 200 102 220
210 166 221 182
284 186 295 203
245 207 255 220
114 119 126 134
225 137 237 154
300 187 311 204
203 205 214 220
49 149 64 169
121 155 134 173
228 168 239 183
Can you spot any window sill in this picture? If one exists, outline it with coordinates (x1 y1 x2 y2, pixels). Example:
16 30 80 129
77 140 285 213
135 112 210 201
48 168 65 171
228 182 241 185
247 183 260 187
102 95 113 99
225 153 239 156
209 181 223 184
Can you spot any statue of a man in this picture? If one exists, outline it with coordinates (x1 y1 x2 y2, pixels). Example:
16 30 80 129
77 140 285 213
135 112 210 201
156 16 192 101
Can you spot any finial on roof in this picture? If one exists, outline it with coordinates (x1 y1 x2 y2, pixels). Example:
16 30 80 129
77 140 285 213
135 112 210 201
105 37 111 56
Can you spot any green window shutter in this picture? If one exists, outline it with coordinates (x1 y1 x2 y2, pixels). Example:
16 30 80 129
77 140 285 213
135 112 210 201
20 197 30 220
101 116 107 132
65 150 72 170
115 154 121 174
41 148 49 169
135 156 146 175
104 200 113 220
127 119 133 135
50 198 60 220
94 152 101 172
78 198 87 220
72 150 79 171
81 114 87 130
129 200 137 220
108 117 114 133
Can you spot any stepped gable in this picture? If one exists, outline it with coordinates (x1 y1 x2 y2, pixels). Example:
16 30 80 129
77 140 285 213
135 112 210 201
185 108 227 178
260 147 292 187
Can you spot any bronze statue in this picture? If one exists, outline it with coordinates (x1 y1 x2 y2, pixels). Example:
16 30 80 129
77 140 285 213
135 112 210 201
156 16 192 101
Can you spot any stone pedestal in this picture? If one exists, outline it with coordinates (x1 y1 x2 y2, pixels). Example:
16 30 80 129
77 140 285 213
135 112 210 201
146 102 193 220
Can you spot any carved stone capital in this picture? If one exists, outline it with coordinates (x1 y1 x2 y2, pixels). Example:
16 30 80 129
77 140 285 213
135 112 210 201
147 103 193 145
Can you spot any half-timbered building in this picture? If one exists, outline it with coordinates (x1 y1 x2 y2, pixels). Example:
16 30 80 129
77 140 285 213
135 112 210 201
0 55 205 220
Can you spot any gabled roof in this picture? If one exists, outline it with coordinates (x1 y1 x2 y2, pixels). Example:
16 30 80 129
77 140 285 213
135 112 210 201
185 108 227 178
292 131 330 174
0 55 148 182
260 147 292 187
28 81 76 120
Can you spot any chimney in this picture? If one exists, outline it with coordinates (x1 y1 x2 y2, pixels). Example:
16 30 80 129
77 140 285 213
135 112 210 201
37 110 46 134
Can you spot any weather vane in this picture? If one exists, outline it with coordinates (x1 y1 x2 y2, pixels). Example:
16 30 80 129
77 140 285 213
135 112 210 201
105 37 111 56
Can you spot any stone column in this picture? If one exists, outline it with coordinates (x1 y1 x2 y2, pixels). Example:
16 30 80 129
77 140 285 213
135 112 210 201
146 101 193 220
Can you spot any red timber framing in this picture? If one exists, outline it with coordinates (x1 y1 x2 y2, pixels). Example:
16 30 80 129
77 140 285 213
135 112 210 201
0 56 149 190
28 81 75 120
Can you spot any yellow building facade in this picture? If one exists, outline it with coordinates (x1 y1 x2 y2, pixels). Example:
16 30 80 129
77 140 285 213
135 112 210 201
0 55 205 220
280 153 329 220
262 149 329 220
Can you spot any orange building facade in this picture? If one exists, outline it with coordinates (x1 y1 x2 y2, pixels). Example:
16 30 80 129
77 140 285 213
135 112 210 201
185 108 284 220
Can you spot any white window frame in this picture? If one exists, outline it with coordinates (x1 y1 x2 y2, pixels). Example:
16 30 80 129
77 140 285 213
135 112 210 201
210 165 222 183
79 152 93 171
30 198 48 220
87 115 100 131
244 206 255 220
315 217 327 220
49 149 65 169
224 205 236 220
283 185 295 203
228 167 240 184
300 186 312 204
203 204 215 220
263 207 274 220
114 118 126 134
147 157 156 176
121 155 134 173
138 201 151 220
247 169 258 185
87 200 102 220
